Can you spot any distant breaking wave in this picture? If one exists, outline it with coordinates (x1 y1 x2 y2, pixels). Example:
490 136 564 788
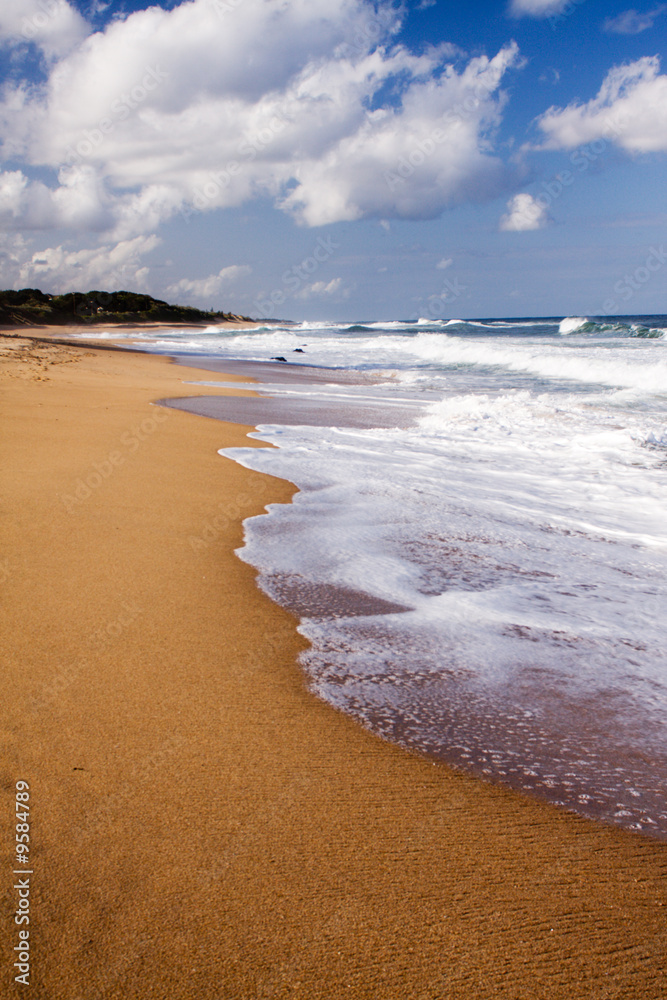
559 316 667 339
186 317 667 341
559 317 589 335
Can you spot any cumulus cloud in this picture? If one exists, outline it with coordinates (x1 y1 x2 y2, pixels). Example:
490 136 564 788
0 171 28 220
508 0 570 17
168 265 252 302
0 0 523 237
0 166 113 231
0 233 31 283
603 5 666 34
17 234 159 292
281 43 522 225
295 277 346 298
499 192 550 231
0 0 88 58
537 57 667 152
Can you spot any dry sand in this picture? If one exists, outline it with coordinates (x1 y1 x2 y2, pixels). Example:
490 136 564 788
1 334 665 999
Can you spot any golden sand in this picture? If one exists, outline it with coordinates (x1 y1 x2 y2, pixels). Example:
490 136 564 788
1 335 665 999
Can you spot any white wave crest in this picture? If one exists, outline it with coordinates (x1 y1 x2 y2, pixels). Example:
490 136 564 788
559 317 589 335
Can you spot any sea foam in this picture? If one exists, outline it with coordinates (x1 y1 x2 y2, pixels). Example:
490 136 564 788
138 313 667 837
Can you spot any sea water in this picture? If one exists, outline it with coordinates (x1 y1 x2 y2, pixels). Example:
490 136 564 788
137 316 667 837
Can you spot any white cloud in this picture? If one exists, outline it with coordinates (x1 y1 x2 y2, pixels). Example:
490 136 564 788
539 67 560 85
0 232 31 284
0 171 28 219
537 57 667 152
168 265 252 302
0 0 88 58
436 257 453 269
280 43 522 225
603 5 666 34
17 234 159 292
499 192 550 231
509 0 570 17
0 166 113 232
295 277 346 299
0 0 523 237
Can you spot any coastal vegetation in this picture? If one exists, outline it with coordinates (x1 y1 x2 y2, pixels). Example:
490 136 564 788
0 288 251 327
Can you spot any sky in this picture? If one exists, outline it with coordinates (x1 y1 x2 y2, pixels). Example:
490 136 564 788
0 0 665 320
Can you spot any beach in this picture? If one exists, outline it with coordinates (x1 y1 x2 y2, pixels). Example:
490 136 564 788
1 332 666 999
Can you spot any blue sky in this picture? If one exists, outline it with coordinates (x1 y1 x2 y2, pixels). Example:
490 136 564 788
0 0 665 320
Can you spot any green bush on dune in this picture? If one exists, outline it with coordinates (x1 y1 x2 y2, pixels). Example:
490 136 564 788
0 288 252 326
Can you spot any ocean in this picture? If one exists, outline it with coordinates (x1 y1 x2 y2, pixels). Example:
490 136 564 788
121 315 667 838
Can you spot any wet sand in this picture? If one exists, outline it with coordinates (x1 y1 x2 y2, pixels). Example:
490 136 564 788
1 333 666 999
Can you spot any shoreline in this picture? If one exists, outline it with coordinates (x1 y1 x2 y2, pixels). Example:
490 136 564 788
1 332 666 998
165 353 667 841
0 319 262 332
0 319 263 352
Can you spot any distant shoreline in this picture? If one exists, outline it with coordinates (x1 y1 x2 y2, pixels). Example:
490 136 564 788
0 319 259 333
0 320 262 351
0 287 256 330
